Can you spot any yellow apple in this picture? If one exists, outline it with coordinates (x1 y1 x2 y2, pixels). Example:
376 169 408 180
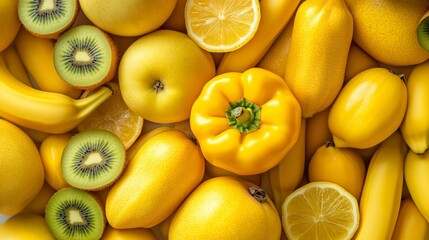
118 29 216 123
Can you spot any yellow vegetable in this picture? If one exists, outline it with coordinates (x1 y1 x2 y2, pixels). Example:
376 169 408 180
354 132 407 240
283 0 353 118
400 61 429 154
392 198 428 240
404 149 429 223
190 67 301 175
328 67 407 149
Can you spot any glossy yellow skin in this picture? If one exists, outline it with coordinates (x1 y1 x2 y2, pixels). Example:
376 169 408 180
106 130 205 229
217 0 301 74
190 68 301 175
404 149 429 223
308 141 366 200
0 213 55 239
14 28 82 98
0 119 44 215
329 67 407 149
354 132 408 240
400 61 429 154
284 0 353 118
392 198 428 240
169 176 281 240
269 118 306 212
101 225 157 240
2 45 32 87
305 106 332 162
21 181 56 216
0 0 20 52
39 133 73 190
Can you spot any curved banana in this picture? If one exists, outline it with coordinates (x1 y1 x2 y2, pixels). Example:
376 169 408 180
400 61 429 154
0 53 113 134
353 132 408 240
269 118 306 213
392 198 428 240
2 45 33 87
216 0 301 74
404 149 429 223
14 28 82 99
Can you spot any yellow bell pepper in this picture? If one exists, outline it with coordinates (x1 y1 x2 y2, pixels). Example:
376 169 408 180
190 67 301 175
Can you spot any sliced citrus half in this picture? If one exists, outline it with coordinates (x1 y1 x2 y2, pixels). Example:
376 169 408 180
185 0 261 52
282 181 360 240
77 82 144 150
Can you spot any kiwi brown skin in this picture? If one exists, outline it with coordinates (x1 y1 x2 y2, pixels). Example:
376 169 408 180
418 10 429 52
54 25 119 90
18 0 80 40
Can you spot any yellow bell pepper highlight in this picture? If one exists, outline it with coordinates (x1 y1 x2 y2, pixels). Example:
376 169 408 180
190 68 301 175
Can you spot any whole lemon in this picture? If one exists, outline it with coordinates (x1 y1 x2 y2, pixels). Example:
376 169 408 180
0 119 44 215
0 213 55 239
79 0 177 36
345 0 429 66
0 0 20 52
168 176 281 240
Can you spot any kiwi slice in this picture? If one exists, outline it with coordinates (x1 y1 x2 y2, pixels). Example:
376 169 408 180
18 0 79 39
45 187 105 240
418 12 429 51
53 25 118 90
62 130 126 191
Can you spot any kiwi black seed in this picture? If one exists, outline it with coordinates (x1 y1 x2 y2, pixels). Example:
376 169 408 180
45 187 105 240
417 12 429 51
18 0 79 39
53 25 118 90
61 130 126 191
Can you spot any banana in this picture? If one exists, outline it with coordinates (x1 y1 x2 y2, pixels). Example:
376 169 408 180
0 53 113 134
1 45 33 87
216 0 301 74
404 148 429 223
353 131 408 240
269 118 306 213
14 28 83 99
392 198 428 240
400 61 429 154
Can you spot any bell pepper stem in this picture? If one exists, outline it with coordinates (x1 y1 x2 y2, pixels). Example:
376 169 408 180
226 98 261 133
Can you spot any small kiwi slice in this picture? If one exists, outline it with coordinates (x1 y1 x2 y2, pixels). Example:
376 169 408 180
417 10 429 51
45 187 105 240
53 25 118 90
18 0 79 39
61 130 126 191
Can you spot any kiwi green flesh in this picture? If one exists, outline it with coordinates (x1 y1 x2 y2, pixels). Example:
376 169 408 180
62 130 125 191
18 0 78 37
417 15 429 51
54 25 115 89
45 188 105 240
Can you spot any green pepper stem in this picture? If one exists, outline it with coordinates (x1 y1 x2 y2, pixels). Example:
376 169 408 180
226 98 261 133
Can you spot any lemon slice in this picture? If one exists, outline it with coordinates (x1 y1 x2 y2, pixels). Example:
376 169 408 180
77 82 144 150
282 181 360 240
185 0 261 52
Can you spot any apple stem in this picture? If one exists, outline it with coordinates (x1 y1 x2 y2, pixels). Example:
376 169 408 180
153 80 164 93
248 187 267 203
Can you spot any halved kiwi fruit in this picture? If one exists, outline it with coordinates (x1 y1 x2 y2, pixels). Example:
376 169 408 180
53 25 118 90
61 130 126 191
418 11 429 52
18 0 79 39
45 187 105 240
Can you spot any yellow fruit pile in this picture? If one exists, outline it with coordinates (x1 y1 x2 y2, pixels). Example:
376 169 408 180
1 0 429 239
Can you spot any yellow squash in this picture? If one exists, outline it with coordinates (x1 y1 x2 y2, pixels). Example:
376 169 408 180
354 132 408 240
328 67 407 149
404 149 429 223
400 61 429 154
190 67 301 175
283 0 353 118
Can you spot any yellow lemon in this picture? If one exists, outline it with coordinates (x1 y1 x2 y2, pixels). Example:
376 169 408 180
101 225 157 240
185 0 261 52
282 181 360 240
0 213 55 239
0 119 44 215
169 176 281 240
0 0 20 52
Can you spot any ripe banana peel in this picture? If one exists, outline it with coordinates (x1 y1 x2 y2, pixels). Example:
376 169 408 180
392 198 428 240
400 61 429 154
2 45 32 87
0 54 113 134
217 0 301 74
354 132 408 240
